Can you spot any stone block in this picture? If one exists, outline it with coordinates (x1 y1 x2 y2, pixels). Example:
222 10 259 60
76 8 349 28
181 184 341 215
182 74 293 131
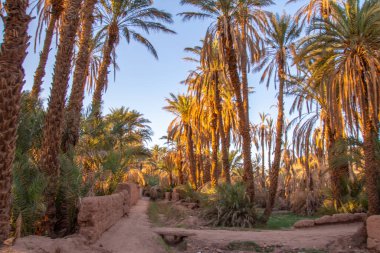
294 219 315 228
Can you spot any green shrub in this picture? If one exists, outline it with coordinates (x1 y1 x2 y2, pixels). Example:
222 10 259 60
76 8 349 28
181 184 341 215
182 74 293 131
318 177 367 215
12 157 47 235
145 175 160 187
12 93 46 235
203 183 257 228
54 153 86 235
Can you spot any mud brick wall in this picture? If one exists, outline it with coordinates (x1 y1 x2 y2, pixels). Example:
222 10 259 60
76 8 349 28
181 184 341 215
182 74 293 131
115 182 140 206
78 183 140 243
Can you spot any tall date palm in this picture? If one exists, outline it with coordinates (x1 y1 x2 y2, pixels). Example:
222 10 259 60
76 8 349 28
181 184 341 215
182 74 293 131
298 0 380 215
90 0 175 118
0 0 31 241
257 13 301 222
30 0 64 100
39 0 84 235
164 93 198 188
180 0 268 200
61 0 98 152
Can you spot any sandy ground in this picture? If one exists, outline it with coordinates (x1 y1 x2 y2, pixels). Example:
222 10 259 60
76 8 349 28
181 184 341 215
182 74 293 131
1 198 365 253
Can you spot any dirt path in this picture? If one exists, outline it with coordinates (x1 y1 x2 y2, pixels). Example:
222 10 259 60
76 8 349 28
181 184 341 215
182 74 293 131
3 198 167 253
94 198 167 253
2 199 364 253
154 222 363 252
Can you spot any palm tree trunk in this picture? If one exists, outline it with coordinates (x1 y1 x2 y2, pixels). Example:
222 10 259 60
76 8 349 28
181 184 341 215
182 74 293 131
210 99 219 187
214 74 230 183
185 124 197 188
30 14 58 101
240 21 250 123
39 0 83 235
0 0 31 241
326 115 349 207
220 20 254 201
268 135 272 170
196 139 204 184
263 59 285 222
62 0 98 152
284 164 292 206
203 143 211 184
361 84 380 215
91 32 116 118
178 144 185 185
261 128 266 189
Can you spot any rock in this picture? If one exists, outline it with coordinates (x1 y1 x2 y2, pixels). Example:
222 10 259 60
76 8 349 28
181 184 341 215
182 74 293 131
3 237 16 246
313 213 367 226
315 215 335 225
294 219 315 228
332 213 357 223
367 215 380 251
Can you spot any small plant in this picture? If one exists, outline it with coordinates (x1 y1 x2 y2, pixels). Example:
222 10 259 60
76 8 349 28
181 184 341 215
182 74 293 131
203 183 257 228
148 202 186 227
263 213 319 230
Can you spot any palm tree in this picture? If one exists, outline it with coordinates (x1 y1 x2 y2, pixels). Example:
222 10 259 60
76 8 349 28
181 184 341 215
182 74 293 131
185 42 231 184
61 0 98 152
0 0 31 241
288 0 338 21
234 0 269 125
164 93 198 188
30 0 64 100
257 13 301 221
38 0 83 235
180 0 270 200
288 64 349 207
90 0 175 118
298 0 380 215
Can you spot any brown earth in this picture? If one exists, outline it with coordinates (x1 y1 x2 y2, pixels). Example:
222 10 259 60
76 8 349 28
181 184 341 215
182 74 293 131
1 198 368 253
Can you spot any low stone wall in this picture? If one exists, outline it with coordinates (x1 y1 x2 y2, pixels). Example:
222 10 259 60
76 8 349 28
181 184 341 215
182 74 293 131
294 213 366 228
78 183 140 243
367 215 380 251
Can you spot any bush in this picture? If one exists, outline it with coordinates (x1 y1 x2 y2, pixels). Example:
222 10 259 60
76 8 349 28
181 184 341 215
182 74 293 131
12 157 47 235
174 184 205 203
318 177 368 215
203 183 257 228
290 190 320 215
54 153 86 235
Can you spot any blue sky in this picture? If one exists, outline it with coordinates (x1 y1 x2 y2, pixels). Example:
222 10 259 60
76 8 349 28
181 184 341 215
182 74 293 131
7 0 303 146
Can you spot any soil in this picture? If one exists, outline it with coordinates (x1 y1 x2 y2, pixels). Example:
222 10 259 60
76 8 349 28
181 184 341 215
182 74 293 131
0 198 369 253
